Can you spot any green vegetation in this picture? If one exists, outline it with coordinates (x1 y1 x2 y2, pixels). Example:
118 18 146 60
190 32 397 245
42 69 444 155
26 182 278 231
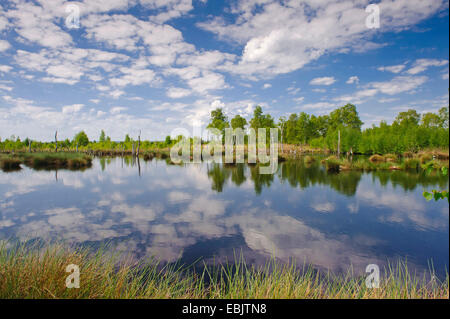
423 165 449 202
0 152 92 171
202 159 448 196
0 243 447 299
1 104 448 157
203 104 449 155
319 152 448 173
0 154 21 172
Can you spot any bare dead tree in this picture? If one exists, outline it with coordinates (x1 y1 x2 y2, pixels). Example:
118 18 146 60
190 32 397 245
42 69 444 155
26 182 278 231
137 130 141 157
55 131 58 153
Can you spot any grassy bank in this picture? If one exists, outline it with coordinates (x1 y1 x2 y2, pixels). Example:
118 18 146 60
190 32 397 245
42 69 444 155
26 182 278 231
320 151 449 172
0 152 92 172
0 243 447 299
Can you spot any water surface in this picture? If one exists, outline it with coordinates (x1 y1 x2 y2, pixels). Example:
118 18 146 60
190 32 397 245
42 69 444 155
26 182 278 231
0 157 448 277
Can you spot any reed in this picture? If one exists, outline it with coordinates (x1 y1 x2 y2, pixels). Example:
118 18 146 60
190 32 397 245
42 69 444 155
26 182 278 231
0 243 447 299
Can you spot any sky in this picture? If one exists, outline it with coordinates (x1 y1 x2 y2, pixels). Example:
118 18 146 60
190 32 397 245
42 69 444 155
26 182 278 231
0 0 449 141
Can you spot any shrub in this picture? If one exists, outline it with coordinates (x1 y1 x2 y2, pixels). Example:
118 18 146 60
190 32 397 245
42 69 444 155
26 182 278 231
419 153 433 164
384 154 398 162
0 157 22 172
402 151 414 158
322 156 340 172
369 154 385 163
402 158 420 170
304 156 316 164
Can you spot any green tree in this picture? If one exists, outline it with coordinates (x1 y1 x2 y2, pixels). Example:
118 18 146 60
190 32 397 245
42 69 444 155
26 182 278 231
394 109 420 126
99 130 106 142
285 113 299 144
230 114 248 130
124 134 131 143
421 112 441 128
207 108 230 137
249 106 276 142
438 106 449 128
73 131 89 146
329 104 363 130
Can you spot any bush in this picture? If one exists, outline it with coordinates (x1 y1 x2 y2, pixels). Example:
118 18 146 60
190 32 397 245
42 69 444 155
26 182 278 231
402 151 414 158
401 158 420 170
369 154 385 163
304 156 316 164
322 156 340 172
419 153 433 164
384 154 398 162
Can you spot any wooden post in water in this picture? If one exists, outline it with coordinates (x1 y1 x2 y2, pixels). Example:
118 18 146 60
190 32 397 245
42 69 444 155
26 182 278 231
338 130 341 156
132 142 135 157
55 131 58 153
137 130 141 157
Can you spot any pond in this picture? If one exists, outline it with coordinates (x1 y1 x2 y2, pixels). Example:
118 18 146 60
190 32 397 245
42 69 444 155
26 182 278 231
0 156 448 278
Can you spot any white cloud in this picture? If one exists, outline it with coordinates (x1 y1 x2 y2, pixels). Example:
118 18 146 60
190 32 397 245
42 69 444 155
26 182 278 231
262 83 272 89
377 64 406 74
198 0 446 78
0 84 13 91
0 39 10 52
310 77 336 86
109 89 125 99
369 75 428 95
110 106 128 114
6 0 72 48
166 87 192 98
140 0 194 23
406 59 449 75
0 65 12 73
293 96 304 103
346 76 359 84
301 102 336 110
62 104 84 114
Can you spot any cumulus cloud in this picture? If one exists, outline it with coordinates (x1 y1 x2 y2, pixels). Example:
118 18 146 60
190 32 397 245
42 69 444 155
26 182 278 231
198 0 446 78
62 104 84 114
406 59 448 75
310 77 336 86
369 75 428 95
166 87 192 98
378 64 406 74
0 39 10 51
346 76 359 84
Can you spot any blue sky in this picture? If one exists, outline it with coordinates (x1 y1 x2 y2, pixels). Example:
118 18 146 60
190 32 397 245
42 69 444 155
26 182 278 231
0 0 449 141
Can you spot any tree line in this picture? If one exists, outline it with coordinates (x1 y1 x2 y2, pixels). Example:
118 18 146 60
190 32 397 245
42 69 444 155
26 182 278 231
1 103 448 155
206 103 449 154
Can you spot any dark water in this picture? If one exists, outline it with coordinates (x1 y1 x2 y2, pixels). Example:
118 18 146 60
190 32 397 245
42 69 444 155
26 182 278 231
0 157 448 277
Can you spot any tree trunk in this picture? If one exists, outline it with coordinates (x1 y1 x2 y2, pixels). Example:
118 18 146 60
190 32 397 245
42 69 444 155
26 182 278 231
338 130 341 156
137 130 141 157
55 131 58 153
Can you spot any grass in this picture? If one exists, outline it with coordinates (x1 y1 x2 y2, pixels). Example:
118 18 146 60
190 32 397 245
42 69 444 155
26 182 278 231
321 156 341 172
0 155 22 172
318 152 449 173
0 243 447 299
0 152 92 171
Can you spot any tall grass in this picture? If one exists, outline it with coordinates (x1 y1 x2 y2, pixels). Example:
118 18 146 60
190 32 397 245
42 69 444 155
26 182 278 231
0 155 22 172
0 243 447 299
0 152 92 171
